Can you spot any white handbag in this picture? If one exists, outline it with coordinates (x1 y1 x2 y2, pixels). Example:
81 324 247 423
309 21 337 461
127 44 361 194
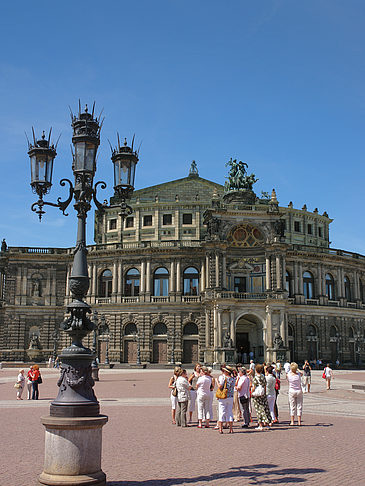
252 384 265 397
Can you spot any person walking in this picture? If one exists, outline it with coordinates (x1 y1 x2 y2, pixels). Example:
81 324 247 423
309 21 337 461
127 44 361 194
168 366 181 424
196 366 212 428
176 369 189 427
217 367 235 434
302 360 312 393
287 362 303 426
26 365 33 400
324 363 333 390
251 364 272 431
207 367 215 422
15 369 25 400
235 367 250 428
284 361 291 375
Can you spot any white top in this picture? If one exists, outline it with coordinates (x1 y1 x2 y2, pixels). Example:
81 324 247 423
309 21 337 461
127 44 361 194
266 374 276 396
236 375 250 398
249 362 255 370
176 376 190 402
17 373 25 384
196 375 211 396
324 366 333 378
284 362 291 373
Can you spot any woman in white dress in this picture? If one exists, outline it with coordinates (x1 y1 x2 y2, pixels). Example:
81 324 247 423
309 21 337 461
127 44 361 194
217 367 235 434
324 363 333 390
168 366 181 424
15 369 25 400
188 363 201 423
196 366 212 428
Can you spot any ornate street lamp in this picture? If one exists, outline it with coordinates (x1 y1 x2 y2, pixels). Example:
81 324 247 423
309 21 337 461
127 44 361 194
110 134 139 221
91 310 100 381
52 328 59 364
27 102 138 486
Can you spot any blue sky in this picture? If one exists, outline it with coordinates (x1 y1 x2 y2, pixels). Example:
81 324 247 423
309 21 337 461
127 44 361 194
0 1 364 252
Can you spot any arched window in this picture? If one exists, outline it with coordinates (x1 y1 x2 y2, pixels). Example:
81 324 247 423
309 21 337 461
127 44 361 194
285 271 292 297
99 269 112 297
288 324 294 337
124 323 137 335
125 268 140 296
325 273 335 300
344 276 351 301
153 267 169 296
303 271 314 299
153 322 167 335
183 267 199 295
330 326 337 338
183 322 198 335
307 324 317 337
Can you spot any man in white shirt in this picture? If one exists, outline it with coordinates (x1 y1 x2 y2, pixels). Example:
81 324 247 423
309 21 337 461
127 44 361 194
284 361 291 375
235 367 250 427
249 360 255 374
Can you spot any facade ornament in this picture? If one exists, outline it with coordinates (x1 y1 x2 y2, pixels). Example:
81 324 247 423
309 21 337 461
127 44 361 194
223 331 233 348
270 189 278 204
224 158 258 192
1 239 7 252
273 333 284 350
288 201 293 208
273 219 285 238
189 160 199 177
302 204 307 211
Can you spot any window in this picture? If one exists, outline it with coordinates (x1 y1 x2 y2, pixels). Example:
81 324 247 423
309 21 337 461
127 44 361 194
183 267 199 295
360 280 365 303
153 322 167 335
125 217 134 228
125 323 137 335
153 267 169 296
325 273 335 300
183 322 198 335
182 213 192 225
125 268 140 296
163 214 172 225
143 215 152 226
294 221 300 232
234 277 246 293
307 224 312 235
109 219 117 230
303 271 314 299
285 271 292 296
344 276 351 301
99 269 112 297
318 227 323 238
307 324 317 337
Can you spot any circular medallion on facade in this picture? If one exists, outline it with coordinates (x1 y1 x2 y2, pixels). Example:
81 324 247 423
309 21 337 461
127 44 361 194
227 224 264 247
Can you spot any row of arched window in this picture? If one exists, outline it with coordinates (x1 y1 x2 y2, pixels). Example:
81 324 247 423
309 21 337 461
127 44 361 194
285 271 363 301
124 322 199 336
99 267 199 297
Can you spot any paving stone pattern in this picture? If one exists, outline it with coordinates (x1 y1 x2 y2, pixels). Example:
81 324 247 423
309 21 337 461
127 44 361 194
1 369 364 485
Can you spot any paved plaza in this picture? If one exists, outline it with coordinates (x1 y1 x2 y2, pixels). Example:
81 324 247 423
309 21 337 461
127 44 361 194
1 367 364 485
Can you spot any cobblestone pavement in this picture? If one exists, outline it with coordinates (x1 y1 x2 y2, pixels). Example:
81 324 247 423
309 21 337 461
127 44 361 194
1 368 364 485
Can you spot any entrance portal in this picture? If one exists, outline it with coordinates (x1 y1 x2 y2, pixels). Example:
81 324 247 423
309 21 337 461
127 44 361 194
235 314 264 363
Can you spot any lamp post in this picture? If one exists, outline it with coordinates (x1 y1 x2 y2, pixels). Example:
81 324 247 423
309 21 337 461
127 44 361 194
52 328 59 364
91 310 100 381
27 102 138 486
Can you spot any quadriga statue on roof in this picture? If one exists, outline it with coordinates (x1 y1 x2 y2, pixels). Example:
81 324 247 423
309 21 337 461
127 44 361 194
224 158 258 192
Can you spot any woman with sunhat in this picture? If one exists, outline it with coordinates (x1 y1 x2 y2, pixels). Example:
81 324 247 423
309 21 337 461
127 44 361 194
216 366 235 434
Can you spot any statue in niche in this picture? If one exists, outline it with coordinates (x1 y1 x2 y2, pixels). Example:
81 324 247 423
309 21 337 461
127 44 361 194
273 220 285 237
1 239 7 252
29 333 40 350
206 217 221 241
223 331 233 348
273 333 284 350
32 279 41 297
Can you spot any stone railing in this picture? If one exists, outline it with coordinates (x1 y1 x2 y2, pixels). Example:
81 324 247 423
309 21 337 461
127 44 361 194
151 296 170 303
8 246 68 254
121 296 140 303
305 298 319 305
216 291 268 300
289 244 365 261
182 296 201 303
96 297 111 304
347 302 357 308
328 300 340 307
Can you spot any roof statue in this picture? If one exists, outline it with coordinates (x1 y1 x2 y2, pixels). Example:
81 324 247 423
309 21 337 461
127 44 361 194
224 158 258 192
189 160 199 177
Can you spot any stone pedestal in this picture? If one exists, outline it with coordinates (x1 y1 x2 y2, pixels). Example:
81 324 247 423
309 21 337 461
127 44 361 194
39 415 108 486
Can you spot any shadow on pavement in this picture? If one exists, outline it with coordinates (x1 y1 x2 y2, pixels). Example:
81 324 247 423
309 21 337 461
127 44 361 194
107 463 326 485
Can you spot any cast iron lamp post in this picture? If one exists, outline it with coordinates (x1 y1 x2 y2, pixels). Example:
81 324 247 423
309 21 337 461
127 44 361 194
52 328 59 364
27 102 138 486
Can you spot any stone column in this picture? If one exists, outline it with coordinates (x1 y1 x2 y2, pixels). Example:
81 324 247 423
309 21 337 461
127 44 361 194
215 253 219 288
298 262 303 294
117 261 123 296
276 256 281 290
176 260 181 293
213 305 218 348
205 255 210 289
140 261 145 294
230 312 235 347
265 256 271 291
222 254 227 289
170 260 175 293
217 309 222 348
112 262 117 301
205 309 210 347
200 261 205 293
293 261 299 295
146 260 151 294
265 306 273 350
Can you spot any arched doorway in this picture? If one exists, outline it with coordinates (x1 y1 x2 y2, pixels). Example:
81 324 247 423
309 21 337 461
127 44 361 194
182 322 199 363
152 322 168 363
235 314 264 363
124 323 138 363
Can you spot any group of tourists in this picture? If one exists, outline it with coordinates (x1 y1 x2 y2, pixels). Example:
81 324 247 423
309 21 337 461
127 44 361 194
14 365 42 400
169 360 334 432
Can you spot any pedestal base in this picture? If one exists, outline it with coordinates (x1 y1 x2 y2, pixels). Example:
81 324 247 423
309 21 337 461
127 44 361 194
39 415 108 486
